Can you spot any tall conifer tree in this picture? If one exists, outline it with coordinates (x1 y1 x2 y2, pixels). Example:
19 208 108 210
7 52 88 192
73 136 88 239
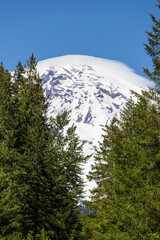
0 55 87 239
47 112 87 239
0 63 15 169
82 1 160 239
144 0 160 90
0 64 20 236
12 54 50 236
82 91 160 239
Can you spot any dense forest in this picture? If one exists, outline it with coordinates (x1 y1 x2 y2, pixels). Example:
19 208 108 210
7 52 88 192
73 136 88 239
0 1 159 239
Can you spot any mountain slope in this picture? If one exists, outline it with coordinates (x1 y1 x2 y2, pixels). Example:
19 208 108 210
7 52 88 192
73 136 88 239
37 55 152 197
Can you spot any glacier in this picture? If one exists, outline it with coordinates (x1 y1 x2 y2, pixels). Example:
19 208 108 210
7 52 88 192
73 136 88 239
37 55 152 198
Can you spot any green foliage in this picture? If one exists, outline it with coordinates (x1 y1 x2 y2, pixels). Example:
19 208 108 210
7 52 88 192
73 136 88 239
47 112 88 239
82 90 160 239
10 54 50 236
0 64 20 235
0 63 16 170
143 0 160 90
49 111 87 200
0 229 51 240
82 2 160 239
0 167 20 236
0 54 87 239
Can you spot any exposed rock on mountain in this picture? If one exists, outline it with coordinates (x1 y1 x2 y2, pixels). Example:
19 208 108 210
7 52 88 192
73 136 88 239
37 55 152 197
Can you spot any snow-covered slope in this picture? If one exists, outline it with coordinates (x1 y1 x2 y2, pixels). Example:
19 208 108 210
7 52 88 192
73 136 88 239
37 55 152 198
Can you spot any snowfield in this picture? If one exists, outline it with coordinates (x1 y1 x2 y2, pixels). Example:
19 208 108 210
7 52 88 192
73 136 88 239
37 55 153 198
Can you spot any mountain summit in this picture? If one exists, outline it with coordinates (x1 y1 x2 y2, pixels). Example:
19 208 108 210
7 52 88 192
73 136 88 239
37 55 152 197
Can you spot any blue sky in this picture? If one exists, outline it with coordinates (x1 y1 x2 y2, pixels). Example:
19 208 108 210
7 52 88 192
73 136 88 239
0 0 159 77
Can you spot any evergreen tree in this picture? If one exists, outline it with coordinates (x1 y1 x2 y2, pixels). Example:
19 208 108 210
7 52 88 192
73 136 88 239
82 2 160 239
13 56 87 239
46 112 88 239
82 91 160 239
0 63 15 169
0 167 20 236
143 0 160 90
0 64 20 235
0 55 87 239
11 54 51 237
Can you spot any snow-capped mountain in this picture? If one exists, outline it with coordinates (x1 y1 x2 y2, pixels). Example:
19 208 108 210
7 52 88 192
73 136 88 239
37 55 152 198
